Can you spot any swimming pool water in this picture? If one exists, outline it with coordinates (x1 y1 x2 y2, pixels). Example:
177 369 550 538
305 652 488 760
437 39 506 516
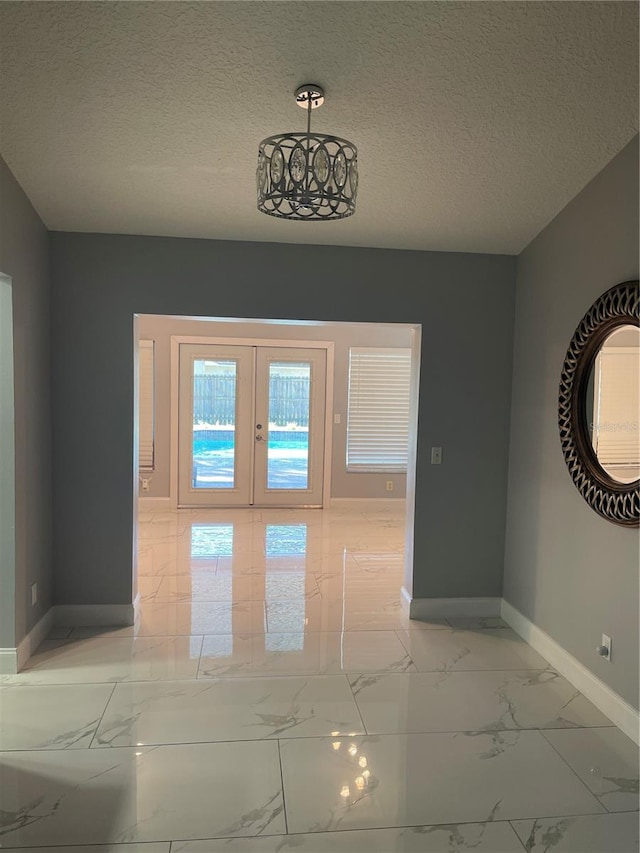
193 430 308 455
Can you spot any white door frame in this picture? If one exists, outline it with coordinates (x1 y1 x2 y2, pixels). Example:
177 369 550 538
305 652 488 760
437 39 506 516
170 335 335 509
0 273 16 671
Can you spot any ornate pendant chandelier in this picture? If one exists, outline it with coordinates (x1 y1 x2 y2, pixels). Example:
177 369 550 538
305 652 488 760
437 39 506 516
257 84 358 221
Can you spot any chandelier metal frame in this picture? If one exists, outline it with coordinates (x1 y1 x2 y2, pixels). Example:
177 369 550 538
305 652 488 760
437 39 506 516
257 85 358 221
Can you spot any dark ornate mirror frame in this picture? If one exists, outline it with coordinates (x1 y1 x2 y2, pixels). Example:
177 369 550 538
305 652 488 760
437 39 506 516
558 280 639 527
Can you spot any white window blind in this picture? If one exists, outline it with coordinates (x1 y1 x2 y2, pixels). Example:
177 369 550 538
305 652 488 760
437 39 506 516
138 340 155 470
594 348 639 471
347 347 412 472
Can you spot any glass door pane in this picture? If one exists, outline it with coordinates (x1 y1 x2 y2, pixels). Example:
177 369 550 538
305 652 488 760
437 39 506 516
192 359 237 489
267 362 311 490
253 347 326 507
178 344 253 507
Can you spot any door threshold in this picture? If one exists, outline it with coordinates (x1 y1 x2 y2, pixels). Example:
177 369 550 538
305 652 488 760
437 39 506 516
176 503 323 510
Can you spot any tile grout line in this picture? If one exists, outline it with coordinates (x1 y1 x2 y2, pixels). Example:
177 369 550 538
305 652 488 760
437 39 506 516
392 628 417 670
344 672 369 736
508 818 532 852
3 814 637 851
143 812 640 851
87 682 118 749
0 724 625 754
276 738 289 835
1 663 577 688
194 633 206 679
195 633 205 670
538 727 615 814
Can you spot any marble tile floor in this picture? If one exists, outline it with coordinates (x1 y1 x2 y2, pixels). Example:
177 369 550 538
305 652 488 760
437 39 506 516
0 505 637 852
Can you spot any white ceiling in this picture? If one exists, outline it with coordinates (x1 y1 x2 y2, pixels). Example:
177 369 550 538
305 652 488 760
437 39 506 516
0 1 637 254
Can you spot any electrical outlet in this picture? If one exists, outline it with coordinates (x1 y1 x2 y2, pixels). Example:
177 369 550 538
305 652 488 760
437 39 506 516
141 478 150 492
596 633 612 662
334 413 341 424
386 480 394 491
31 583 38 606
431 447 442 465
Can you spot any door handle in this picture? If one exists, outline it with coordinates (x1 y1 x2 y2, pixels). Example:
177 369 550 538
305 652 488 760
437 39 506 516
255 434 264 441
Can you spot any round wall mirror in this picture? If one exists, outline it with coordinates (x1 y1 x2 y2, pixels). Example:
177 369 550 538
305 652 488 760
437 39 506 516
559 280 639 527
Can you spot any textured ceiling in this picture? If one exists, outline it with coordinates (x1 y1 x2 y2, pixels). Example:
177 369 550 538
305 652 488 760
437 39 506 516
0 1 637 254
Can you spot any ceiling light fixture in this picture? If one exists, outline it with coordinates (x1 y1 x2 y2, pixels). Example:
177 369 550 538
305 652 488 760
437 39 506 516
257 84 358 221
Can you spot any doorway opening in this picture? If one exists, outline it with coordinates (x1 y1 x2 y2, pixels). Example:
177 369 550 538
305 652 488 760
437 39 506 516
132 313 421 623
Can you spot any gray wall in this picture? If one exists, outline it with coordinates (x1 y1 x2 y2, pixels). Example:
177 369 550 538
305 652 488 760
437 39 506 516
504 135 639 709
137 314 414 500
0 156 52 647
49 234 516 606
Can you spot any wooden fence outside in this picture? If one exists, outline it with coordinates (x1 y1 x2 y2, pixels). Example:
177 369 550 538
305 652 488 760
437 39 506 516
193 375 310 426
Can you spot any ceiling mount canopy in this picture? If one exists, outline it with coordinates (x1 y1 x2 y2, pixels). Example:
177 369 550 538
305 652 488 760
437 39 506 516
257 84 358 222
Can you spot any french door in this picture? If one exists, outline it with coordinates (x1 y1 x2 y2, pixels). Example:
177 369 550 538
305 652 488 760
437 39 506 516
178 344 326 507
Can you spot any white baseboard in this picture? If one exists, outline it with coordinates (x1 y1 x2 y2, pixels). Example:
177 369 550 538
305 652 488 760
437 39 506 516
0 607 54 674
17 608 54 670
138 496 172 511
329 498 406 510
409 596 502 619
501 599 640 746
54 603 135 628
139 497 406 511
0 648 18 675
1 604 138 671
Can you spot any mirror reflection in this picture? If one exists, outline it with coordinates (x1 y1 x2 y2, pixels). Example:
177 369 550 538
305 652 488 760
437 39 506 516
585 324 640 483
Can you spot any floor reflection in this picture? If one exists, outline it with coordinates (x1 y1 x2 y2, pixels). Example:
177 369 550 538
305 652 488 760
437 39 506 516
135 506 407 658
3 507 635 850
